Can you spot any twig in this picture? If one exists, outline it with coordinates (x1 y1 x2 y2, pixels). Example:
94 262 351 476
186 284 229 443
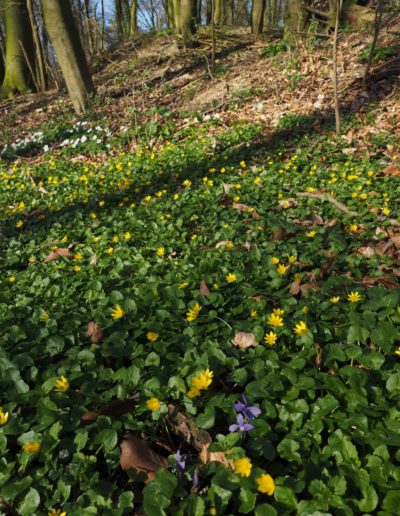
294 31 332 38
296 191 358 216
18 39 39 92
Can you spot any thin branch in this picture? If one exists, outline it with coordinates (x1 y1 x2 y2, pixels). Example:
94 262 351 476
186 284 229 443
296 191 358 216
18 39 39 92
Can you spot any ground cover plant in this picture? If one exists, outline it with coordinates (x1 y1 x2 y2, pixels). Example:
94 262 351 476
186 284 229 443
1 118 400 515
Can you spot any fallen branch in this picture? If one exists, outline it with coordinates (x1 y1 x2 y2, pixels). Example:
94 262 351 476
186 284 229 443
296 191 358 216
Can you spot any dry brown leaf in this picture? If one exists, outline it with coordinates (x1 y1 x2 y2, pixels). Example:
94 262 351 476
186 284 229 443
87 321 103 343
199 443 235 471
252 210 261 220
199 280 210 297
223 183 234 194
273 229 284 240
361 276 399 289
167 405 211 451
289 279 301 295
90 255 97 265
231 332 258 349
215 240 229 249
357 246 376 258
248 295 264 302
120 434 167 482
43 248 74 263
278 198 298 209
381 162 400 177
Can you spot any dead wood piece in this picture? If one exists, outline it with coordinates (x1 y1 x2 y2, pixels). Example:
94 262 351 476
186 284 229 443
296 191 358 216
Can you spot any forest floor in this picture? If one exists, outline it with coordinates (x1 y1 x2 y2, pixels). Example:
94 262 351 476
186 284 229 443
1 20 400 516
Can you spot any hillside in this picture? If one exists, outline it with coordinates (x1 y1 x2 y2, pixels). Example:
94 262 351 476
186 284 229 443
1 22 400 516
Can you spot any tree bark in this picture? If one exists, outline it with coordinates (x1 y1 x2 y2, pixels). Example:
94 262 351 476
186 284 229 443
41 0 95 114
167 0 175 29
251 0 266 33
0 50 4 85
27 0 47 91
214 0 225 24
180 0 195 39
130 0 138 35
173 0 181 32
1 0 35 97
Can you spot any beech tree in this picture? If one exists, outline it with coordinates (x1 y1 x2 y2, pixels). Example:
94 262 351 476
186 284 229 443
180 0 195 39
251 0 266 33
1 0 35 97
41 0 95 114
130 0 138 35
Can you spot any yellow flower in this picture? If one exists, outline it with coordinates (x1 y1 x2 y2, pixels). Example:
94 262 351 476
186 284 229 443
294 321 308 336
54 375 70 392
330 296 340 303
271 257 280 264
302 306 309 313
8 276 16 283
277 264 287 275
382 207 391 215
111 305 125 319
192 369 213 391
0 410 9 426
23 441 41 454
273 308 285 316
156 247 165 257
40 311 49 322
288 255 297 263
106 247 113 254
264 331 277 346
99 200 105 207
187 387 201 398
347 291 361 303
191 234 197 241
28 255 36 264
144 195 152 202
124 232 132 241
306 230 316 238
349 224 358 232
240 160 246 168
112 236 119 243
256 473 275 495
226 273 237 283
394 347 400 356
16 220 23 228
73 265 81 272
48 509 66 516
146 397 161 411
147 332 159 342
182 179 192 187
90 212 97 219
179 281 189 289
233 457 252 477
225 241 234 249
74 252 83 261
186 302 202 322
266 313 284 328
250 309 258 318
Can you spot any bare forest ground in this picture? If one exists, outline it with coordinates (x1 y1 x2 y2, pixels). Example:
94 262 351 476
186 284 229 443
1 18 400 154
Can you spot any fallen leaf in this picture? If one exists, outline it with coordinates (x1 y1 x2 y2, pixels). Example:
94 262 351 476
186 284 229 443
381 162 400 177
223 183 234 194
278 198 298 209
215 240 229 248
199 280 210 297
90 255 97 265
231 332 258 348
232 202 251 212
120 434 167 482
199 443 235 471
357 246 376 258
273 229 284 240
289 279 301 295
87 321 103 343
43 248 74 263
361 276 399 289
167 405 211 451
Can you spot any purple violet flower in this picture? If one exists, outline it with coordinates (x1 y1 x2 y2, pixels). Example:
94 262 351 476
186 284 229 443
234 394 261 420
192 466 200 488
229 413 254 433
175 449 187 473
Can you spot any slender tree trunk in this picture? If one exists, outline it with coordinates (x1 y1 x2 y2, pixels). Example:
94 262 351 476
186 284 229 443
206 0 212 24
173 0 181 32
251 0 266 33
1 0 35 97
0 50 4 85
130 0 138 35
332 0 341 134
180 0 195 39
167 0 175 29
214 0 225 24
27 0 47 91
101 0 105 50
0 21 6 62
197 0 202 24
41 0 95 114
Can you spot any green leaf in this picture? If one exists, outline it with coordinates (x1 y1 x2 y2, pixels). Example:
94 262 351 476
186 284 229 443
383 491 400 512
274 486 298 509
347 325 368 345
254 504 278 516
239 488 256 514
18 488 40 516
357 485 378 512
277 438 301 463
196 405 215 429
1 477 32 499
387 373 400 394
117 491 134 510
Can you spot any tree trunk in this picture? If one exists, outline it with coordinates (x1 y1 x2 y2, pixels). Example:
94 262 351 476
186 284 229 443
130 0 138 35
214 0 225 24
197 0 202 25
180 0 195 39
1 0 35 97
284 0 304 35
0 51 4 85
173 0 181 32
27 0 47 91
167 0 175 29
41 0 95 114
206 0 212 24
251 0 266 33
